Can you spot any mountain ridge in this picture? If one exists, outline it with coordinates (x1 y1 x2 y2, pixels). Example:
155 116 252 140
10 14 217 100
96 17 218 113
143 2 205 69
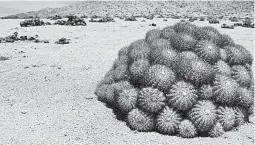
2 1 254 19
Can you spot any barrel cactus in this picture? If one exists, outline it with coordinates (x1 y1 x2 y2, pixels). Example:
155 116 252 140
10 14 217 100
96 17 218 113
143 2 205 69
94 22 253 138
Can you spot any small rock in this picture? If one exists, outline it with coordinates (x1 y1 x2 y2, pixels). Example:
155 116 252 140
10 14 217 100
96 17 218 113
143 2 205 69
21 111 27 114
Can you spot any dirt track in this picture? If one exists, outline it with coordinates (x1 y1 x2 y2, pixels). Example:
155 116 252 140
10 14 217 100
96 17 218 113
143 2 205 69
0 18 254 145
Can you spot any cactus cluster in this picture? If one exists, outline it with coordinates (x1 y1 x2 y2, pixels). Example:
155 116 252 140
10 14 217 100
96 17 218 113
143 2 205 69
94 22 254 138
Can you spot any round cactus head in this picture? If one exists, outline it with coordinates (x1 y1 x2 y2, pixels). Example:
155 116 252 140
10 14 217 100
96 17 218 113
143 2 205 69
173 22 198 35
170 33 197 52
115 88 139 113
161 26 175 39
156 106 182 135
143 64 176 92
166 81 198 111
127 108 155 132
194 40 220 64
138 87 166 113
145 29 162 44
225 44 253 65
128 39 151 62
208 122 225 138
178 119 197 138
188 100 217 132
149 38 172 51
217 106 236 131
213 75 239 105
151 47 180 70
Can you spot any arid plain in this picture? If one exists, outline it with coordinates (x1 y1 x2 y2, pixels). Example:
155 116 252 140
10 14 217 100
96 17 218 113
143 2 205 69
0 18 254 145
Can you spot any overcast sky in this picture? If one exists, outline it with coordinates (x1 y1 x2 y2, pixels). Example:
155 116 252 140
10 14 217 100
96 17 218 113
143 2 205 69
0 1 79 17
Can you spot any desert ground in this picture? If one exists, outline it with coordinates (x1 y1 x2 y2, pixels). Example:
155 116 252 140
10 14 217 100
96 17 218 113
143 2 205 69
0 18 254 145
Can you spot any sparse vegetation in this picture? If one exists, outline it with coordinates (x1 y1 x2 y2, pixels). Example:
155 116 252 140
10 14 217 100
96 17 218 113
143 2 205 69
0 56 9 61
208 18 220 24
0 32 49 43
124 16 137 21
89 17 115 22
54 15 86 26
55 38 70 44
48 15 62 20
20 17 50 27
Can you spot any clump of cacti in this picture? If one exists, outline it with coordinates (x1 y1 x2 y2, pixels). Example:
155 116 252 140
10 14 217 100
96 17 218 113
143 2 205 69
20 17 50 27
94 22 254 138
54 15 86 26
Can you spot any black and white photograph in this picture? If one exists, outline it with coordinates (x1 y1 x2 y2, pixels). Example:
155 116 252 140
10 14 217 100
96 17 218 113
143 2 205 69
0 0 254 144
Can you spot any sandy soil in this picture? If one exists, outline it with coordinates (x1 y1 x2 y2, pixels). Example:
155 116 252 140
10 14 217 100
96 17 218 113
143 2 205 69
0 18 254 145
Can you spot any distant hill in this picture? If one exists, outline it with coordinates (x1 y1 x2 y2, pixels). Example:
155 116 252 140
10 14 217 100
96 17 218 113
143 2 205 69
1 1 254 19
